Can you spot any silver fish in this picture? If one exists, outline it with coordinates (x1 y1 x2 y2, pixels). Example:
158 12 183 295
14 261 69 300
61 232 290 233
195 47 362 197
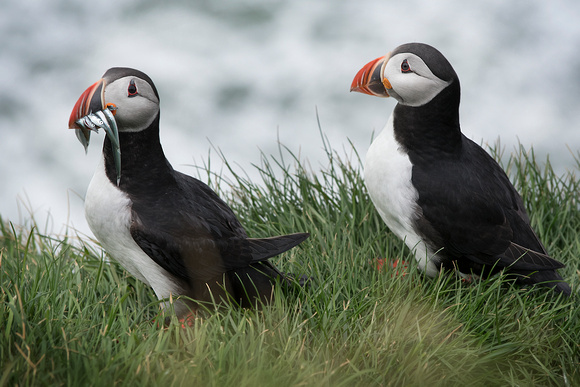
75 107 121 185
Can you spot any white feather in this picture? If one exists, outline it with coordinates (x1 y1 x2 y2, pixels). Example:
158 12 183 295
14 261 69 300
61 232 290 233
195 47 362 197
364 114 439 276
84 157 182 302
384 53 450 107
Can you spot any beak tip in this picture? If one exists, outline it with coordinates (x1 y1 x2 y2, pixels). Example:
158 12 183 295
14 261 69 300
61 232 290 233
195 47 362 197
349 79 363 94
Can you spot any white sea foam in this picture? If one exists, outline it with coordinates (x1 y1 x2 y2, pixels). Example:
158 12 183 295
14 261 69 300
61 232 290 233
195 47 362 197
1 0 579 237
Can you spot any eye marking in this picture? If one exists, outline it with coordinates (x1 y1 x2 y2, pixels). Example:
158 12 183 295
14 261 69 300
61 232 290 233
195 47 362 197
128 79 138 97
401 59 412 73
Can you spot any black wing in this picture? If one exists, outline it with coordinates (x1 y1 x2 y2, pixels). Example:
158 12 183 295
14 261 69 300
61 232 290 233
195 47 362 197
129 172 309 285
413 136 565 271
129 171 255 284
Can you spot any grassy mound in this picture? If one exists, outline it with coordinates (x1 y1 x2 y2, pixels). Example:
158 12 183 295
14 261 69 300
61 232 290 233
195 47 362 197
1 135 578 386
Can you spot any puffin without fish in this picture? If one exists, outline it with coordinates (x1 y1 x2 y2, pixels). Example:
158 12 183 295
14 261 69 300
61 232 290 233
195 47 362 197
68 67 309 319
351 43 570 295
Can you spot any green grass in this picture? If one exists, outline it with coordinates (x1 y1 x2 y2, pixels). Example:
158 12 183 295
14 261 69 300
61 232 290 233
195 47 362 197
1 133 579 386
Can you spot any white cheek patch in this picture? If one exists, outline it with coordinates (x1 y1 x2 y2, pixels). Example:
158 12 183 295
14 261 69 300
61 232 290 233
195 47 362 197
104 77 160 132
115 99 159 132
385 54 450 107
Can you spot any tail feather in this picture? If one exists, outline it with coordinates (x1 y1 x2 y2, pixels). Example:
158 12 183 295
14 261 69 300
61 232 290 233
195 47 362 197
553 281 572 296
503 242 566 271
248 232 309 262
526 270 572 296
226 232 310 307
227 262 280 308
227 261 311 308
508 268 572 296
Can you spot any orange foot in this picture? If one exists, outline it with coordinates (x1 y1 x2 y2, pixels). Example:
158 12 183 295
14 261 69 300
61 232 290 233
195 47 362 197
376 258 409 277
459 273 477 284
155 310 197 329
179 311 197 328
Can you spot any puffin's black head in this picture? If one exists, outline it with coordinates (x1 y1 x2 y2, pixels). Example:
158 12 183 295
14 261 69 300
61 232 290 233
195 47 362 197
351 42 459 107
68 67 160 143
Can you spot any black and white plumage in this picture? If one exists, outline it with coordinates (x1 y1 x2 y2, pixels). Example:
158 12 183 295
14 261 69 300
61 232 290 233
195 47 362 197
69 67 309 318
351 43 570 295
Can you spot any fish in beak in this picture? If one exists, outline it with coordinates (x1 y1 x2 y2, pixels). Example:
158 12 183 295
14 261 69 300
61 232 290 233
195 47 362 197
68 79 122 185
350 53 392 97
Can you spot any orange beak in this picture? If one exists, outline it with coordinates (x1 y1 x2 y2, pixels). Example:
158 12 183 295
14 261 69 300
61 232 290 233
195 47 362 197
68 76 122 183
350 53 392 97
68 79 106 150
68 79 106 130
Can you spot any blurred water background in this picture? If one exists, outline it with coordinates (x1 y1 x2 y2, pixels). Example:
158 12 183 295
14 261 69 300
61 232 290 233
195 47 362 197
1 0 579 239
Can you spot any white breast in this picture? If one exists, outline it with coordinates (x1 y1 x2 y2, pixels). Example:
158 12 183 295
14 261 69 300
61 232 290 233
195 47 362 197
364 114 439 276
84 158 181 301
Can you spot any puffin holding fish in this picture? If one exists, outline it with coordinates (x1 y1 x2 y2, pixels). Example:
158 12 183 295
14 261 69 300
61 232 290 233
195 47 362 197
68 67 309 320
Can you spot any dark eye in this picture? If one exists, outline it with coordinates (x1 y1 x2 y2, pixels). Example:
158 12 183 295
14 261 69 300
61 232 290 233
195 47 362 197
401 59 411 73
128 79 138 96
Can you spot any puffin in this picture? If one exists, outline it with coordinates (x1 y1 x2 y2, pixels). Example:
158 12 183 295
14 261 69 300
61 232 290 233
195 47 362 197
68 67 309 319
351 43 571 295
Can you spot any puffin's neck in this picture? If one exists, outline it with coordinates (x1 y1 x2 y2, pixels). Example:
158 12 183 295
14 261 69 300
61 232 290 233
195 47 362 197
393 82 462 163
103 114 175 193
